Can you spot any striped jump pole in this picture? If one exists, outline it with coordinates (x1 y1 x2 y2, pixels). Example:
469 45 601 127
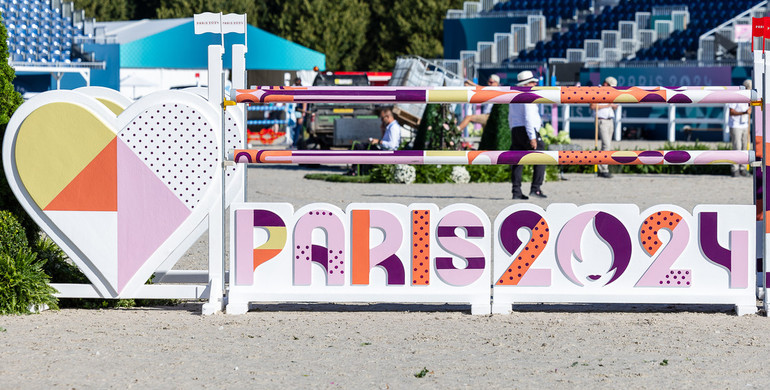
230 83 763 313
231 85 756 105
230 149 754 166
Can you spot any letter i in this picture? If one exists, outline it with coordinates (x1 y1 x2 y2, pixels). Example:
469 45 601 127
412 210 430 285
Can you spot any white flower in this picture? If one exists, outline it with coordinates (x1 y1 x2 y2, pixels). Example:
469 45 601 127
393 164 416 184
450 166 470 184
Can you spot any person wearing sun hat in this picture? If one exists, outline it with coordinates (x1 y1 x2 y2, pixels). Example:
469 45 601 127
590 76 619 178
508 70 546 200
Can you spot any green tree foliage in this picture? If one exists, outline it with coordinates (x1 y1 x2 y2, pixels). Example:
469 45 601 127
362 0 464 71
0 13 22 127
155 0 264 27
478 104 510 150
263 0 370 71
70 0 463 71
0 12 37 244
71 0 135 21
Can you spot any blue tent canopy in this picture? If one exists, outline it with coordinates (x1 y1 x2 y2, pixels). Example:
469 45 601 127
116 19 325 70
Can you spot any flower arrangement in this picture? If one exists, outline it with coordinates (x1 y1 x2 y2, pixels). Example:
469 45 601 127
393 164 416 184
450 166 470 184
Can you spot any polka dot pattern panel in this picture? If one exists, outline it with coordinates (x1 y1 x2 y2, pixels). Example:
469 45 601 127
412 210 430 285
119 103 218 210
224 110 243 181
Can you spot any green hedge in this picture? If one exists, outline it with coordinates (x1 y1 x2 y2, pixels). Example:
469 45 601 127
0 211 58 314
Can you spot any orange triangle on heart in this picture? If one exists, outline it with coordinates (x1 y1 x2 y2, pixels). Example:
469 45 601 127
45 138 118 212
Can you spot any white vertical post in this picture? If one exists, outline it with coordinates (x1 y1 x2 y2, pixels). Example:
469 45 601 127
668 104 676 142
550 104 558 133
232 45 247 91
614 105 622 142
562 105 570 137
753 47 764 312
723 104 731 143
207 46 224 103
202 44 225 315
232 44 248 203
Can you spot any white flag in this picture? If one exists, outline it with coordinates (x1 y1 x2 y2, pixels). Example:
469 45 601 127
221 13 246 34
194 12 221 35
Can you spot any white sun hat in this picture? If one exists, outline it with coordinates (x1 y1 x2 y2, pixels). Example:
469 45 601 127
516 70 538 86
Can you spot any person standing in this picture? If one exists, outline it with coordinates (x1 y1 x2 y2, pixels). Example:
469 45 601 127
509 70 546 200
589 76 618 179
728 79 752 177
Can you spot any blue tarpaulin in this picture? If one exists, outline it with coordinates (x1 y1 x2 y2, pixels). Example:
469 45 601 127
119 19 325 70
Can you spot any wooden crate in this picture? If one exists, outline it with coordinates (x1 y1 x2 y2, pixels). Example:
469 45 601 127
392 106 421 127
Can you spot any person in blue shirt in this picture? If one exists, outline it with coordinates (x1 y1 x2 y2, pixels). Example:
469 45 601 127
346 107 402 175
369 107 402 151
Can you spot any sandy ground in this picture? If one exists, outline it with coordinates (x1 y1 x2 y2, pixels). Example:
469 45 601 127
2 159 768 389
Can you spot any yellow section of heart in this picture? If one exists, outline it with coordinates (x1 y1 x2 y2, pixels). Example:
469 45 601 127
15 102 116 208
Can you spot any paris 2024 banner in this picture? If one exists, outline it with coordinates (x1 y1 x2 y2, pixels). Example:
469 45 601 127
227 202 756 315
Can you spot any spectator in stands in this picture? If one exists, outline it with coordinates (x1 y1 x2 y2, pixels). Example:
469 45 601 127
289 77 308 148
728 79 752 177
589 76 619 179
369 106 402 151
509 70 546 200
458 74 501 130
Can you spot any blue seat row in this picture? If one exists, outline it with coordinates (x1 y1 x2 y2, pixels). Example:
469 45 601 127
491 0 592 28
1 0 85 63
511 0 763 63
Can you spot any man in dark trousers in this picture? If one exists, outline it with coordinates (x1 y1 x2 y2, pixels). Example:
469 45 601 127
509 70 546 200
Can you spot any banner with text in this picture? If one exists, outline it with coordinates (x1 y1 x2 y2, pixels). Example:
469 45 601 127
228 203 756 315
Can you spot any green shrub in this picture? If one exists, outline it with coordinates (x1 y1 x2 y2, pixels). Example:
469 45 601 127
368 164 558 184
479 104 510 150
0 13 36 245
0 212 58 314
0 210 28 258
304 173 371 183
34 237 174 309
0 249 58 315
467 165 510 182
36 236 88 284
414 165 453 183
412 104 463 150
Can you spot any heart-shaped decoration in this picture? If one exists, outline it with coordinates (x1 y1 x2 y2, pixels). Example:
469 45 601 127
70 86 246 277
74 86 134 115
182 86 245 205
2 90 222 297
74 86 245 205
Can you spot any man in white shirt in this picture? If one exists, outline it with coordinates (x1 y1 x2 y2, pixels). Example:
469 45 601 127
370 107 402 151
509 70 546 200
728 79 752 177
590 76 619 178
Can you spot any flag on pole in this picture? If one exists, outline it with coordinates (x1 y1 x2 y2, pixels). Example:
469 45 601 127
221 13 247 34
753 17 764 51
194 12 222 35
